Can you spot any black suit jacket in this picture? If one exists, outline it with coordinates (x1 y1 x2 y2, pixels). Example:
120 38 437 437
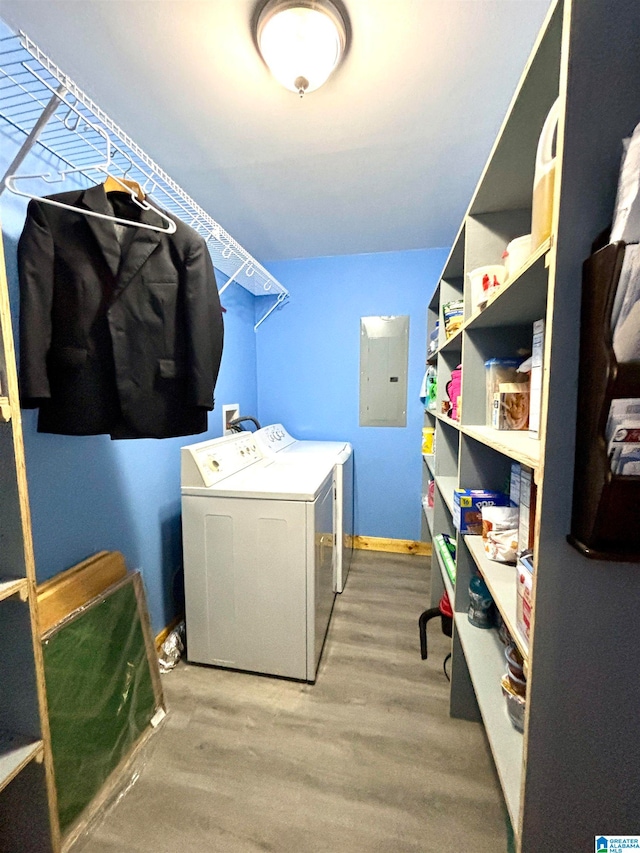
18 185 224 439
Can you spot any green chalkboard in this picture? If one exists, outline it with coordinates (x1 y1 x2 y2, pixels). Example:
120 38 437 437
42 577 158 833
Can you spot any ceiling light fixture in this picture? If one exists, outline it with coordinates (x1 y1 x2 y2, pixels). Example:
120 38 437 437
256 0 347 98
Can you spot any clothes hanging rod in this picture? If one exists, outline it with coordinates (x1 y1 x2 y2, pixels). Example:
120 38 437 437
0 26 288 328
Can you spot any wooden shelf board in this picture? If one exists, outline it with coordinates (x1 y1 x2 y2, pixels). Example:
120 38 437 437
464 535 529 661
0 577 28 604
0 733 43 794
422 504 435 536
422 453 435 475
461 424 540 470
454 617 524 828
433 540 455 601
463 238 551 332
435 413 461 432
435 475 457 515
437 327 463 354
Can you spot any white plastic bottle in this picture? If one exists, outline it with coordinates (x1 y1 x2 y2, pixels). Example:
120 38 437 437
531 98 560 249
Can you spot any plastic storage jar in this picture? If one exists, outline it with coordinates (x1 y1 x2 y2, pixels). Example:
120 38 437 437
484 357 522 425
422 426 435 455
468 265 506 313
503 234 532 279
501 676 526 732
468 574 494 628
505 643 525 679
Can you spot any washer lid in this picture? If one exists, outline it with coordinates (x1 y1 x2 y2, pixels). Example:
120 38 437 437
255 424 351 461
277 440 352 459
182 458 333 501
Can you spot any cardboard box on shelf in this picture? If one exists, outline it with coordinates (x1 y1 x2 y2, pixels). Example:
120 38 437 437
492 382 530 430
510 461 521 507
516 554 534 648
443 299 464 339
453 489 511 535
529 319 545 438
518 466 537 555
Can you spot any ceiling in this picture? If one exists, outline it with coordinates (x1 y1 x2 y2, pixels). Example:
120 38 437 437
0 0 552 264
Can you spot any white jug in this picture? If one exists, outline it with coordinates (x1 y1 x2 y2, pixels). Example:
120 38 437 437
531 98 560 249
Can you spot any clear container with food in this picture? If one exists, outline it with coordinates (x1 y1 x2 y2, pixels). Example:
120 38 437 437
484 357 522 425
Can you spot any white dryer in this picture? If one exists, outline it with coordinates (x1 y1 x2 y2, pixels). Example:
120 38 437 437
181 433 336 683
254 424 354 592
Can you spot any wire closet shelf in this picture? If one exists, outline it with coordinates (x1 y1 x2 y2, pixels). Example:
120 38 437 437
0 30 288 330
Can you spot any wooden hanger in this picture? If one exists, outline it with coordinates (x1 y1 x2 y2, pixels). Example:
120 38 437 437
103 174 145 201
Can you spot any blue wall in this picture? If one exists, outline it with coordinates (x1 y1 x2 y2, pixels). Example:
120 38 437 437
256 249 447 541
0 141 259 635
0 128 446 635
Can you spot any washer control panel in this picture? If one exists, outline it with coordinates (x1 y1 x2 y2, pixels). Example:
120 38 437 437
254 423 296 457
182 433 264 488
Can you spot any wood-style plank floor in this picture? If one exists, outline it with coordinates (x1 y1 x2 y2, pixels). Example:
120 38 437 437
72 551 508 853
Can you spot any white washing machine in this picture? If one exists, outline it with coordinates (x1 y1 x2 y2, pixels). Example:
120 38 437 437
254 424 354 592
181 432 336 683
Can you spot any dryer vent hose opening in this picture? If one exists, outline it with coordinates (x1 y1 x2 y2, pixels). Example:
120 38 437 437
229 416 261 432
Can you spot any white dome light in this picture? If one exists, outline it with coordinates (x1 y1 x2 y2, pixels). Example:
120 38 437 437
257 1 347 97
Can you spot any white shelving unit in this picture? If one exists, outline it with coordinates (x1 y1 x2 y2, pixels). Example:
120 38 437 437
433 544 455 602
0 733 44 793
460 426 540 470
423 2 640 848
465 535 527 660
422 503 434 536
434 476 457 515
0 576 27 603
422 453 435 475
0 223 59 850
454 618 524 826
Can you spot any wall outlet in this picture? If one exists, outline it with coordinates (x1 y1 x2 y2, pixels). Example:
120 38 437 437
222 403 240 435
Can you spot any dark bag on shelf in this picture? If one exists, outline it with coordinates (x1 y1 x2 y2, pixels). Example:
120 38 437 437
569 241 640 560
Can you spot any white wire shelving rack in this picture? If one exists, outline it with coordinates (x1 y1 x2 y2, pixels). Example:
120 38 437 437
0 29 288 330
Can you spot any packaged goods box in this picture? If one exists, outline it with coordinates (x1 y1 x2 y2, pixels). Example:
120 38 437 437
529 319 545 438
453 489 510 535
516 554 534 649
518 466 536 555
492 383 530 430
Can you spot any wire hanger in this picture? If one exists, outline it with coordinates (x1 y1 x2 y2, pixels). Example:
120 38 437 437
4 126 177 234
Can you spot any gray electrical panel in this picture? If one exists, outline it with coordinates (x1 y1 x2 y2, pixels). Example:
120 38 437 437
359 316 409 427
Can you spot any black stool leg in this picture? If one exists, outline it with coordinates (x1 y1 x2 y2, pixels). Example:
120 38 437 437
418 607 440 660
443 652 452 681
